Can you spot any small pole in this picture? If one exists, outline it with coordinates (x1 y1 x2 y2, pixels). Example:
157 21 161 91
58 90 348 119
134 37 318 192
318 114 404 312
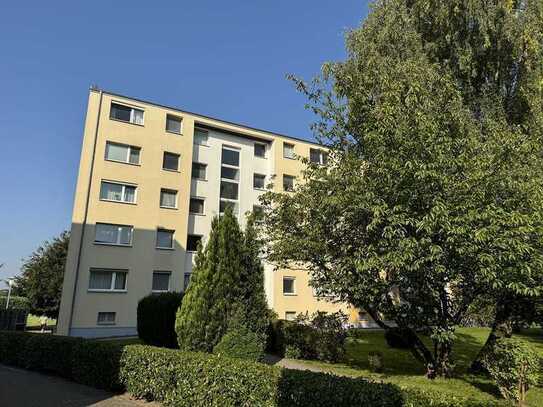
5 279 13 310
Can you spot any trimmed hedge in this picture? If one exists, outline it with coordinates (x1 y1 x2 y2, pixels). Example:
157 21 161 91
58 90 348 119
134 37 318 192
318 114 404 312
137 291 184 348
0 331 508 406
213 325 265 361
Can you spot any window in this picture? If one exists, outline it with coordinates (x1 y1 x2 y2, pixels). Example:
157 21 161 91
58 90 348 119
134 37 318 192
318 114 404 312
166 114 182 134
253 174 266 189
192 162 207 180
162 152 180 171
89 269 127 292
310 148 328 165
283 277 296 295
152 271 171 292
285 312 296 321
194 128 209 145
100 181 136 203
220 147 240 214
184 273 192 290
221 166 239 180
220 181 238 200
221 148 240 166
110 102 144 125
283 142 295 159
283 175 295 192
97 312 116 325
105 142 140 165
94 223 132 246
160 189 177 208
189 197 205 215
156 229 174 249
186 234 202 252
254 143 266 158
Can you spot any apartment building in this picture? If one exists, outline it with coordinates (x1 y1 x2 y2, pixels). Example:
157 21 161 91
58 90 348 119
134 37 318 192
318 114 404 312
57 88 358 338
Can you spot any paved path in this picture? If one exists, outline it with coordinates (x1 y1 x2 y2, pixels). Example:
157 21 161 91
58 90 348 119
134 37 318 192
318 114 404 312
0 364 158 407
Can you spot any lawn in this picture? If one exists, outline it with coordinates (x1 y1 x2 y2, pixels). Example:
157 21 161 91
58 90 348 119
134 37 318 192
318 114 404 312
289 327 543 406
26 314 57 327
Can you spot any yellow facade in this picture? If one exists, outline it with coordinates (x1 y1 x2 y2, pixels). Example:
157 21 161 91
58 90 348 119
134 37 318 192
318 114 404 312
57 88 357 338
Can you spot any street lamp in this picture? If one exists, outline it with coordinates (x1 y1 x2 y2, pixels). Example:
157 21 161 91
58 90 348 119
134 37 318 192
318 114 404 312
4 278 14 310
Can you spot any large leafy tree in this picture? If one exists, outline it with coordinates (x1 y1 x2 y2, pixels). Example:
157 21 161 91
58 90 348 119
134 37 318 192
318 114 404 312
14 231 69 318
176 208 270 352
261 0 543 377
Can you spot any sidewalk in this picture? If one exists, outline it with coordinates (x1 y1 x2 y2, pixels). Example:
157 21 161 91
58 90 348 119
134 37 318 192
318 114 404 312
0 364 158 407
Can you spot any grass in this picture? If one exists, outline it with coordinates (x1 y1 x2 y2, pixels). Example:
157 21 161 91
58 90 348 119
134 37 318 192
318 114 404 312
290 327 543 406
26 314 57 327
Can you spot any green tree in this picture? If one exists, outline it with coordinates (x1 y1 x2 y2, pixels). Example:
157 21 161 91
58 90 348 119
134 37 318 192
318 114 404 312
175 208 270 352
14 231 69 318
261 0 543 377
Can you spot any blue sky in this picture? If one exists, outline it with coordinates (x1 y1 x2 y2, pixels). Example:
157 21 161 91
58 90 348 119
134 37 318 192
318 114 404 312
0 1 369 285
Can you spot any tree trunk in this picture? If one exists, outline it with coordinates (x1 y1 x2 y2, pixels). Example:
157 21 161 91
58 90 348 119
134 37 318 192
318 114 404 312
470 296 513 372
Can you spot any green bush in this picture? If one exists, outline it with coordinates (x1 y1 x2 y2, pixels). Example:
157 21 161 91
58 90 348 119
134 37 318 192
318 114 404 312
368 351 384 373
384 327 418 349
268 312 347 362
0 295 30 310
482 337 540 404
213 325 265 362
0 331 510 407
137 291 183 348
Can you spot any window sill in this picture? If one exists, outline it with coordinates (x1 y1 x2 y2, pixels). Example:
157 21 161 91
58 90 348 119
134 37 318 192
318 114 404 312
105 159 141 167
194 142 209 147
99 199 137 206
152 290 170 294
192 178 208 182
283 293 297 296
189 212 206 216
186 250 198 254
162 168 181 173
109 117 144 127
156 247 175 251
160 206 178 210
97 322 116 326
283 156 296 160
166 130 182 136
254 187 266 191
93 242 132 248
88 289 127 293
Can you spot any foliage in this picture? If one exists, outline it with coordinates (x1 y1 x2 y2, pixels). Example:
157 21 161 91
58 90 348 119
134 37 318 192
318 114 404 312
461 296 496 328
385 327 418 349
483 338 540 404
14 231 69 318
269 312 347 362
137 291 184 348
368 351 384 373
0 330 527 406
213 324 265 362
176 208 270 352
0 295 30 310
260 0 543 376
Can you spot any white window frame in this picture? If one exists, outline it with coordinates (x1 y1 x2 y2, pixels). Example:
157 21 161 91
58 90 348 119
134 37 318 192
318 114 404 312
220 146 240 215
97 312 116 325
193 127 209 146
189 196 205 215
162 151 180 172
104 141 141 165
160 188 178 209
152 271 171 293
88 269 128 293
254 142 267 158
110 102 144 126
94 223 133 246
283 142 295 159
165 114 183 134
191 162 207 181
156 229 175 250
99 180 137 204
283 276 296 295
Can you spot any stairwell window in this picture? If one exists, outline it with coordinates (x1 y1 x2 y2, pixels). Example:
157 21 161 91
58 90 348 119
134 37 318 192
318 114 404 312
186 234 202 252
100 181 136 204
110 102 144 125
220 147 240 214
89 269 127 292
94 223 133 246
194 128 209 146
105 142 140 165
192 162 207 180
189 197 205 215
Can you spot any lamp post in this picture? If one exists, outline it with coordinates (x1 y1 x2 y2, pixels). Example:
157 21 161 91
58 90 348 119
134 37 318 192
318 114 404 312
5 278 14 310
